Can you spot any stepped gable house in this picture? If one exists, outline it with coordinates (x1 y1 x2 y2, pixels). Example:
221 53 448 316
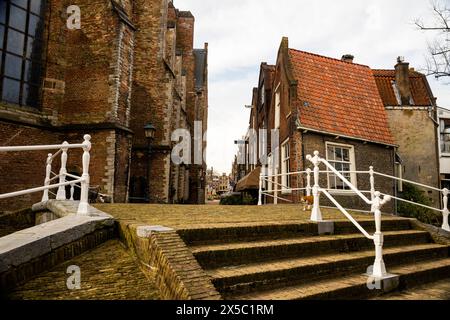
0 0 208 211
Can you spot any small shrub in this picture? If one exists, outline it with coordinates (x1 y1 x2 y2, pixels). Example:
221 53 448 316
397 183 442 226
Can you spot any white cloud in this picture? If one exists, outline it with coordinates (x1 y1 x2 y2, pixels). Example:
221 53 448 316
176 0 450 173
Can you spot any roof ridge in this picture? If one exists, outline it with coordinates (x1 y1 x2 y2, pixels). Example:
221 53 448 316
372 69 425 78
288 48 370 68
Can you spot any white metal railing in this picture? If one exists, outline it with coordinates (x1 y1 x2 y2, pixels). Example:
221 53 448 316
258 150 450 278
0 135 92 215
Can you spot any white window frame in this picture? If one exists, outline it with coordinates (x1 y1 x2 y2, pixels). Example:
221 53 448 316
440 118 450 156
281 139 291 194
274 86 281 130
325 142 357 194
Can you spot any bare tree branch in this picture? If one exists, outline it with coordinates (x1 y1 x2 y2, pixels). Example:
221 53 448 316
416 0 450 82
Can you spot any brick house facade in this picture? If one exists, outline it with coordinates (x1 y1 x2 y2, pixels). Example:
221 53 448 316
0 0 208 211
236 38 398 212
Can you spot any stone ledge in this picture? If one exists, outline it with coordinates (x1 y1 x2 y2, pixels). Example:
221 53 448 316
0 201 114 274
118 221 221 300
32 200 113 218
410 219 450 245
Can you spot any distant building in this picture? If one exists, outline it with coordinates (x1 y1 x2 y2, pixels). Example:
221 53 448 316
205 168 230 199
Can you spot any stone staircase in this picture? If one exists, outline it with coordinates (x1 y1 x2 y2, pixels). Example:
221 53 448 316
179 217 450 300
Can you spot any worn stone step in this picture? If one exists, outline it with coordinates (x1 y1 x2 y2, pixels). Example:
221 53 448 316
193 230 431 269
230 258 450 300
180 218 412 246
209 243 449 298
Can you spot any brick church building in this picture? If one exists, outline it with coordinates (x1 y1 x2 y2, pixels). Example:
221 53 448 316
0 0 208 210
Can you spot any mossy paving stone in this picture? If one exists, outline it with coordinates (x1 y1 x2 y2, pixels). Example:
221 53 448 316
7 240 160 300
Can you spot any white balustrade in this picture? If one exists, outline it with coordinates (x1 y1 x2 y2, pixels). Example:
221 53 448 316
369 166 375 203
305 151 322 222
442 188 450 232
0 134 92 216
56 142 69 200
371 191 392 278
258 171 263 206
42 153 53 202
77 135 92 215
258 148 449 280
306 168 312 197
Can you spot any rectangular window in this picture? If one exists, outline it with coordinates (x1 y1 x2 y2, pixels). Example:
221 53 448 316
281 139 290 193
0 0 46 108
440 119 450 155
326 143 357 191
274 88 280 129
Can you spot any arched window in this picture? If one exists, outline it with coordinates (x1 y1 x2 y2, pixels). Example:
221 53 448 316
0 0 45 108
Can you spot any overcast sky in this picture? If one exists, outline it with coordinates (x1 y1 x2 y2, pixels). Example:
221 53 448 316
176 0 450 174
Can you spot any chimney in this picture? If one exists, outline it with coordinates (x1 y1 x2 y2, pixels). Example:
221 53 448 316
341 54 354 63
395 56 412 105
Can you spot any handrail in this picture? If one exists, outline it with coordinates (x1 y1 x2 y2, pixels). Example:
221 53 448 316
321 189 374 239
317 158 372 205
0 143 86 152
257 149 448 279
0 135 92 215
381 192 443 213
262 170 369 178
0 179 83 199
373 171 442 192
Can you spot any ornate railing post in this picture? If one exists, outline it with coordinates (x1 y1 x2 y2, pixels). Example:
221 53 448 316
56 142 69 200
258 171 263 206
77 135 91 215
274 168 278 205
41 153 53 202
442 188 450 232
306 168 312 197
370 191 391 278
369 166 375 202
306 151 322 221
70 183 75 201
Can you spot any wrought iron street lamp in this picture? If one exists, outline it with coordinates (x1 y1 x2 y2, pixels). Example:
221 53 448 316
144 123 156 203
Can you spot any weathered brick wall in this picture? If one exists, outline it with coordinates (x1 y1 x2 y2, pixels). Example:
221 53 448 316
302 132 396 212
0 122 62 212
386 109 441 206
130 0 172 203
118 222 221 300
1 0 207 209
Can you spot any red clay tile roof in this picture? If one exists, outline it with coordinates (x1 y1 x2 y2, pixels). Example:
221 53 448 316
372 69 433 106
289 49 395 146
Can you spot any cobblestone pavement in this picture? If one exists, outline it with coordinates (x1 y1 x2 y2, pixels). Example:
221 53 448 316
7 240 161 300
374 278 450 300
95 204 400 229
